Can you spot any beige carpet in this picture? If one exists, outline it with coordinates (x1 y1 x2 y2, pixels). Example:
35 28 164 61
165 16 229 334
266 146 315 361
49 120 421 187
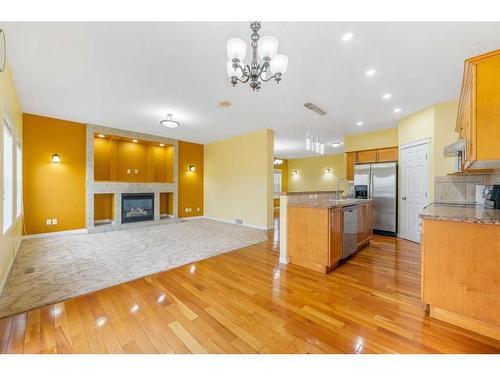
0 219 268 318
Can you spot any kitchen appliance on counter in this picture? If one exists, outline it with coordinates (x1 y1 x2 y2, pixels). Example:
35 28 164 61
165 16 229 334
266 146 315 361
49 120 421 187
342 205 358 259
354 162 397 236
483 185 500 209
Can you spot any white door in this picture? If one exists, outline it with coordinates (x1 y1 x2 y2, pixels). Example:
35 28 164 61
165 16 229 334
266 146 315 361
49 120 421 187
399 141 429 243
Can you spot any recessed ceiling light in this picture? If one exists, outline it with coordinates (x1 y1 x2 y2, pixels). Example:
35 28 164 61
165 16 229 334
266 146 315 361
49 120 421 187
329 141 342 148
159 143 165 147
219 101 232 107
393 108 402 113
356 121 363 126
382 93 392 100
97 134 105 138
342 32 354 42
132 139 138 143
365 69 376 77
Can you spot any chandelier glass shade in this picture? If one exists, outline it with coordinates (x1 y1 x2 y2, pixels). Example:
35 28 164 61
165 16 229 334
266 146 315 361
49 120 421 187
160 114 180 128
305 130 325 155
226 22 288 91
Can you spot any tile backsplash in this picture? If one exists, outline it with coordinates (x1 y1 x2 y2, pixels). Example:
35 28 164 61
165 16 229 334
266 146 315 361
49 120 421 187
434 169 500 204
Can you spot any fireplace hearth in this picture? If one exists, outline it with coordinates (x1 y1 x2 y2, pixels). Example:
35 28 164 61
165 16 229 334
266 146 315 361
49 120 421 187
121 193 154 223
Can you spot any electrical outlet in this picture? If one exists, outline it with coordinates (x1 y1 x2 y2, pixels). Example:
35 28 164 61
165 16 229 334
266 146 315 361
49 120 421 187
52 218 58 225
235 219 243 225
46 219 52 226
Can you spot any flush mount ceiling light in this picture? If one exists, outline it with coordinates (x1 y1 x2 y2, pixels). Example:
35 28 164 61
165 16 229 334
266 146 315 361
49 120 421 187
226 21 288 91
131 139 138 143
159 143 165 147
97 134 105 138
393 108 402 113
342 32 354 42
219 101 232 107
382 93 392 100
160 114 180 128
356 121 364 126
329 141 342 148
365 68 376 77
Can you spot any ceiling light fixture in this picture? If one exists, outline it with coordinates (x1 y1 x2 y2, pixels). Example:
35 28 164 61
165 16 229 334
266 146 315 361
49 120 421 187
329 141 342 148
97 134 105 138
159 143 165 147
51 153 61 163
382 93 392 100
342 32 354 42
393 108 402 113
305 129 325 155
131 139 138 143
227 21 288 91
160 114 180 128
356 121 363 126
273 159 283 167
365 69 376 77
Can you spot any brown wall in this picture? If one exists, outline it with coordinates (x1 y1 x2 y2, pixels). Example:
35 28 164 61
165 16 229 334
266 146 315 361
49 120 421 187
178 141 204 218
23 114 86 234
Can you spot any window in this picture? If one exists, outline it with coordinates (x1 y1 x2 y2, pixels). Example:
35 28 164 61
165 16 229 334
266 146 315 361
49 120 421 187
16 142 22 218
3 118 14 233
274 170 282 198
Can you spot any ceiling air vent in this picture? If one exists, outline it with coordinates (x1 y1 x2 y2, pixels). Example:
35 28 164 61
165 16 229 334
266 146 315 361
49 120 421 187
304 102 327 116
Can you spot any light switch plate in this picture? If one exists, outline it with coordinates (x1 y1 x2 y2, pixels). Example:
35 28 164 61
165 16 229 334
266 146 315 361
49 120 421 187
127 169 131 174
46 219 52 225
52 219 58 225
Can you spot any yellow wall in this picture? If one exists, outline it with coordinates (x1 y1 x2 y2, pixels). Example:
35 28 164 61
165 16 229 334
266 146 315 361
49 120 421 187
178 141 204 218
397 100 459 202
23 114 86 235
287 153 346 192
204 129 274 229
0 61 23 292
344 127 399 152
160 192 174 216
433 101 460 177
273 158 288 208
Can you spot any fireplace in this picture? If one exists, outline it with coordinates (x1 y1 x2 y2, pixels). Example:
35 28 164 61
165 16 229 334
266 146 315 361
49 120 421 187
121 193 154 223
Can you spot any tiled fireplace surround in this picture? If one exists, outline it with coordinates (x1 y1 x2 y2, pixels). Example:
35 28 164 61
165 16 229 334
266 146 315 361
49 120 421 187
435 169 500 204
85 124 179 232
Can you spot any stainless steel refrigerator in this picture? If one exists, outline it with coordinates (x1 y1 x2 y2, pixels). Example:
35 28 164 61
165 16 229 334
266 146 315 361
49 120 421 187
354 162 397 236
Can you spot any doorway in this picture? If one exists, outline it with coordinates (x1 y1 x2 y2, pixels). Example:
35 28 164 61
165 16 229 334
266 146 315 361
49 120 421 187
399 139 430 243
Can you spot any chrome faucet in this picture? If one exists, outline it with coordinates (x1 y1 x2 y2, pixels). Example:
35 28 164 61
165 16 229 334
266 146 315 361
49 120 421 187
336 177 346 200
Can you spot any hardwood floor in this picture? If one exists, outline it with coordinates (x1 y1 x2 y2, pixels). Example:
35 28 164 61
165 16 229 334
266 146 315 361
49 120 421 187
1 213 499 354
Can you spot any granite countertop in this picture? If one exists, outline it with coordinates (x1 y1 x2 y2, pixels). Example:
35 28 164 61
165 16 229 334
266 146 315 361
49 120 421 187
420 203 500 225
281 190 342 196
287 197 370 209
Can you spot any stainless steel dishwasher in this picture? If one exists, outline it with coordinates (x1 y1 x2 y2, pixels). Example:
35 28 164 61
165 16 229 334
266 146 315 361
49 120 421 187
342 205 358 259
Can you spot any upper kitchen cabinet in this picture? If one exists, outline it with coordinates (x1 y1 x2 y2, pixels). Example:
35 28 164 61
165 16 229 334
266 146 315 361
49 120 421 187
345 147 398 180
457 49 500 170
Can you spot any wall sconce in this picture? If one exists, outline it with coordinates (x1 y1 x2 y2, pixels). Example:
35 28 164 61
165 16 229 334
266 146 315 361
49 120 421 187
325 168 332 174
51 153 61 163
292 170 298 176
189 164 196 172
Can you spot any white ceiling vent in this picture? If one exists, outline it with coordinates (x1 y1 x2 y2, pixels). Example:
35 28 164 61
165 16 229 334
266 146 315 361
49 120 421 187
304 102 327 116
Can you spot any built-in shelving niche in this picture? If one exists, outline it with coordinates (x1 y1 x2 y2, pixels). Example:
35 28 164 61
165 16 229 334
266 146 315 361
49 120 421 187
160 192 174 219
94 135 174 183
94 193 114 226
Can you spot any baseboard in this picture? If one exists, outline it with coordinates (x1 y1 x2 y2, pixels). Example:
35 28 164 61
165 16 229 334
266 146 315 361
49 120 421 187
23 228 88 240
0 255 15 297
203 216 270 231
181 215 205 221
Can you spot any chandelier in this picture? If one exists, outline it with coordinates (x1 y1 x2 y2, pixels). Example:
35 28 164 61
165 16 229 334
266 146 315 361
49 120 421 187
226 22 288 91
305 130 325 155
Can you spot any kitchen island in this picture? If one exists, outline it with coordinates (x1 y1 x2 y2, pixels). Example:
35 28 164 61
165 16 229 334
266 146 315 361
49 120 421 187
279 191 372 273
420 203 500 341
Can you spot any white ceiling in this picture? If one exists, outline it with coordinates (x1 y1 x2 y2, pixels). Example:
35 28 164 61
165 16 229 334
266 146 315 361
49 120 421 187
2 22 500 158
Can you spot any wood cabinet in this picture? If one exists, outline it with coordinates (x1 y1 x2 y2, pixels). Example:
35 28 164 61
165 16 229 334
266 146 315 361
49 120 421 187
356 201 373 248
421 218 500 341
345 147 398 181
287 203 372 273
357 150 378 164
457 49 500 170
346 152 356 181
